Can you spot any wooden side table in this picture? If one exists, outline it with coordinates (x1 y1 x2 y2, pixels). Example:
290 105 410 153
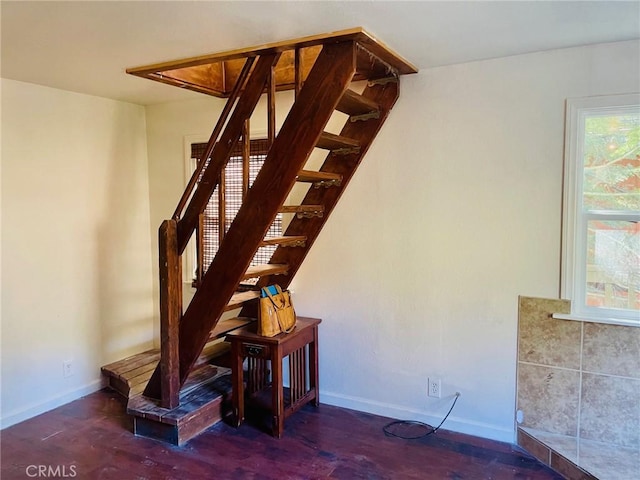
227 316 321 437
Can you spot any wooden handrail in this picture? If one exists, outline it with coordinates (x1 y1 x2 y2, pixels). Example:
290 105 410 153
242 120 250 197
218 166 226 246
172 56 256 221
175 53 281 254
268 65 276 146
294 47 302 99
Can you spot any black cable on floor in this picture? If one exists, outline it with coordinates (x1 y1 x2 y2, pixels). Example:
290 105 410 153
383 392 460 439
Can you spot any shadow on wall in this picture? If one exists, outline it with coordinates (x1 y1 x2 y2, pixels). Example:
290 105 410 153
98 107 155 366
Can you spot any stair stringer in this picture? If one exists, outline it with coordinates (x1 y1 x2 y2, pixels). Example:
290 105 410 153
144 41 359 400
253 80 401 294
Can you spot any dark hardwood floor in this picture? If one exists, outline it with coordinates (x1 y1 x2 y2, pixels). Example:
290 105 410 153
1 388 563 479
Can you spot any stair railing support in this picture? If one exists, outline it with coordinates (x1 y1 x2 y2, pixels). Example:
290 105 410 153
173 56 256 222
242 119 250 197
268 64 276 146
176 53 281 254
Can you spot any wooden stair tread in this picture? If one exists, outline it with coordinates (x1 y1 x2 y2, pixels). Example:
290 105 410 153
102 336 234 399
336 89 380 117
209 316 254 338
297 170 342 184
102 350 160 377
316 132 360 152
224 291 260 311
260 235 307 247
280 204 324 214
243 263 289 280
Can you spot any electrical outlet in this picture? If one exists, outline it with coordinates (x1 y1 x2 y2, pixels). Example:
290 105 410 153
428 377 441 398
63 360 74 378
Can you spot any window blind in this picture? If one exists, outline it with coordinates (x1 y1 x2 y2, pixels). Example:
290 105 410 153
191 140 282 282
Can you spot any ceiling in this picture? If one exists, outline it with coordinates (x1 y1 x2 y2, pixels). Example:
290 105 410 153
2 1 639 105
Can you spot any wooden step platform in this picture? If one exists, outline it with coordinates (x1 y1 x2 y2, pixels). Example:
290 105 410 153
102 317 254 398
102 317 253 445
128 364 232 445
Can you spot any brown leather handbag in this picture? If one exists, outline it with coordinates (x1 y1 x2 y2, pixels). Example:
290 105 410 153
258 285 297 337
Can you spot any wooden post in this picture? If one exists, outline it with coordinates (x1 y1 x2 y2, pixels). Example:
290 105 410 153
294 47 301 99
218 170 226 245
173 57 256 221
159 219 181 409
268 65 276 147
242 119 250 198
195 213 204 287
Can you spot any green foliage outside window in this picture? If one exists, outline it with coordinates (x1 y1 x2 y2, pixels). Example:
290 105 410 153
582 113 639 310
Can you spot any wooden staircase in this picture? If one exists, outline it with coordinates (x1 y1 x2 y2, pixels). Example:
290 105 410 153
119 28 416 441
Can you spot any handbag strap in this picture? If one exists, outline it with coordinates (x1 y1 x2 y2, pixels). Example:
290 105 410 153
262 285 286 309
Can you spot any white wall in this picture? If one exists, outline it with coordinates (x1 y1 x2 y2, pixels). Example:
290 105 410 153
1 79 155 428
294 39 640 442
145 39 640 442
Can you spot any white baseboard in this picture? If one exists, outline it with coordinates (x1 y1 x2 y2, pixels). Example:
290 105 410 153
1 381 515 443
1 378 105 429
319 389 515 444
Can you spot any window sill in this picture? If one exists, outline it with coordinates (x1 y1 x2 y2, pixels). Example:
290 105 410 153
552 313 640 328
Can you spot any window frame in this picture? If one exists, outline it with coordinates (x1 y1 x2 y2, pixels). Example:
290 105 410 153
560 93 640 326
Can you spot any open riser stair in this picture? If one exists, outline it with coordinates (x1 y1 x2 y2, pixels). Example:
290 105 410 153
104 28 416 444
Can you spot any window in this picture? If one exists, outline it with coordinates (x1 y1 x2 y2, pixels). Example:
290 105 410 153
190 139 282 285
561 94 640 325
